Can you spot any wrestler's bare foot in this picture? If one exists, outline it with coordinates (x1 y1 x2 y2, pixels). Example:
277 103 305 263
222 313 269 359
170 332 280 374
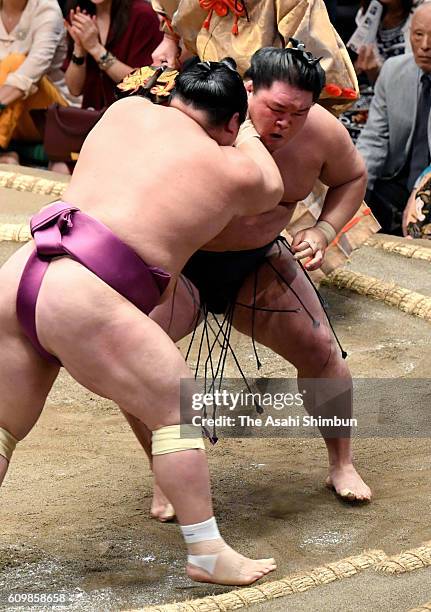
326 463 372 502
186 538 276 586
150 482 175 522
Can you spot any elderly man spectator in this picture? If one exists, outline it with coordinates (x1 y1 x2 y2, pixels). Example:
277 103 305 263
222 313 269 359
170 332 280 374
357 1 431 234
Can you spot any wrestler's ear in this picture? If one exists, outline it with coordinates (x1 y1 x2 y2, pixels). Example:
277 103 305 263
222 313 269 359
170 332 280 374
226 112 240 136
244 80 253 94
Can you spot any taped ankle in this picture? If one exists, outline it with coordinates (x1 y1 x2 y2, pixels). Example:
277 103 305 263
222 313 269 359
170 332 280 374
180 516 223 575
0 427 18 461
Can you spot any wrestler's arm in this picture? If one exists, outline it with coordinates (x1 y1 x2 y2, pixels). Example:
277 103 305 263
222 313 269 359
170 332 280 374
318 113 367 233
223 121 284 215
223 139 284 216
291 111 367 270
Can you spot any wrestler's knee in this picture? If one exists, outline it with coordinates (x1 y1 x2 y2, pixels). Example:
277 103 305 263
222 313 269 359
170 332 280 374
149 377 205 456
284 321 334 374
123 373 199 433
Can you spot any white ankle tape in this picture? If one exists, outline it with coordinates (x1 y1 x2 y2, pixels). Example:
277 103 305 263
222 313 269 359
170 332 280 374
0 427 18 462
187 554 218 574
152 424 205 456
180 516 221 544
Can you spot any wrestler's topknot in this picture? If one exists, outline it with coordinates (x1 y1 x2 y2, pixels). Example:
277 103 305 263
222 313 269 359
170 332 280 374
244 43 326 102
172 57 248 126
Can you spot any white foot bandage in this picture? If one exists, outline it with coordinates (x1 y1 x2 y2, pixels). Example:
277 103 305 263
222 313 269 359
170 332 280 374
0 427 18 462
181 516 222 574
152 424 205 456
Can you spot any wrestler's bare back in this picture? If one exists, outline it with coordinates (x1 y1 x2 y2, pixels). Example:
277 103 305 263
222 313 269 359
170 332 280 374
63 97 280 279
205 104 363 251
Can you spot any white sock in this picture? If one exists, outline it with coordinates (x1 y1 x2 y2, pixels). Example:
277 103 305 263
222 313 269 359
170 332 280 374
180 517 222 574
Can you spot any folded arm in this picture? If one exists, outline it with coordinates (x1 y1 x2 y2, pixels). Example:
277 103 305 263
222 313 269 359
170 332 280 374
227 120 284 216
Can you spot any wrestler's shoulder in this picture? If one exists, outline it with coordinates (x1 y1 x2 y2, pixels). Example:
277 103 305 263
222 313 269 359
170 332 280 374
306 104 343 133
98 97 154 130
105 96 153 116
306 104 356 152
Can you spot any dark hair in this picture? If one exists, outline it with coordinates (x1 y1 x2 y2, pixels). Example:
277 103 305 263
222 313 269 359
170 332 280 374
244 43 326 102
66 0 132 46
360 0 413 21
171 57 248 126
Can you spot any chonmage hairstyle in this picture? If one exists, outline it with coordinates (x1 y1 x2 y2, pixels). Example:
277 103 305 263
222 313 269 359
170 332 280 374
244 41 326 102
171 57 248 126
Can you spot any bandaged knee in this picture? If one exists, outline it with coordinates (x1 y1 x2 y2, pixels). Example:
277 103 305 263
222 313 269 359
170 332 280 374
0 426 18 462
181 516 222 574
152 424 205 456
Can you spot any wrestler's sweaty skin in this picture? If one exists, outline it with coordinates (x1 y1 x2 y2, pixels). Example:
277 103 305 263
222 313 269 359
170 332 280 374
0 94 283 586
147 84 371 519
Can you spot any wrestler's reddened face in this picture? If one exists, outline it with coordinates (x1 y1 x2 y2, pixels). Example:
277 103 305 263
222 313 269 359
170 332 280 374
246 81 313 152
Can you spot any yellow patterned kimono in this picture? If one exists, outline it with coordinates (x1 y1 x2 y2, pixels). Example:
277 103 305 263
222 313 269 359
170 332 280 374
151 0 358 111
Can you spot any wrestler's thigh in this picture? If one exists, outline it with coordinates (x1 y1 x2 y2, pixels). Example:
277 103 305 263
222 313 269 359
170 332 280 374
232 245 333 371
150 275 202 341
36 259 195 430
0 243 59 439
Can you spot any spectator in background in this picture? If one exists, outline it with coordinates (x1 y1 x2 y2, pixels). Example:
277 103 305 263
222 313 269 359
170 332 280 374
64 0 162 110
336 1 361 44
357 2 431 234
403 163 431 237
354 0 416 83
0 0 75 164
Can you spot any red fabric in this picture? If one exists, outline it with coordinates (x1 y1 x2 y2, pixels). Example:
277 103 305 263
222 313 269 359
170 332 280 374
64 0 163 109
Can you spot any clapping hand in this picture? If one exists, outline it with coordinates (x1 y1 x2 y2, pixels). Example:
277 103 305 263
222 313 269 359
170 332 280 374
65 7 100 56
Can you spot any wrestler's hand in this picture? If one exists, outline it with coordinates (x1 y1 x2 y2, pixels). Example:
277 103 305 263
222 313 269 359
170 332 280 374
291 227 328 271
152 34 181 69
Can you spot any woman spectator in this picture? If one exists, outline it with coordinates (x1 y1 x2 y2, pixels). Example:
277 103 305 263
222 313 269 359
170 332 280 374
354 0 416 83
64 0 163 110
0 0 74 164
